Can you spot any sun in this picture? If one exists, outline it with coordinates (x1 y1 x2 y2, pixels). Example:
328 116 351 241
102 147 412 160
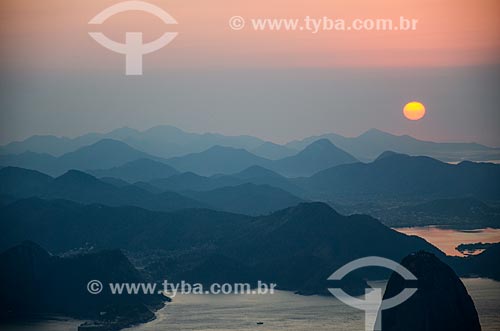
403 101 426 121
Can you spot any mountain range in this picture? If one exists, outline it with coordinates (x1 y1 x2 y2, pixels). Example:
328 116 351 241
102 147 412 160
0 137 359 178
2 147 500 220
0 166 305 216
0 167 205 213
286 128 500 162
297 151 500 202
2 126 499 163
89 158 179 183
0 139 162 176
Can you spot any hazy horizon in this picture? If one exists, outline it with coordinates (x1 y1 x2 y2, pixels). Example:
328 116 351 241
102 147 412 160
2 121 500 149
1 0 499 147
1 65 500 147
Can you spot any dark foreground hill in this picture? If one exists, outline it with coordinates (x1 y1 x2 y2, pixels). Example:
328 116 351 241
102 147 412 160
381 252 481 331
0 241 164 330
0 199 443 295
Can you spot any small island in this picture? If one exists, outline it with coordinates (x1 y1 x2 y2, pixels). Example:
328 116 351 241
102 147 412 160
456 242 497 255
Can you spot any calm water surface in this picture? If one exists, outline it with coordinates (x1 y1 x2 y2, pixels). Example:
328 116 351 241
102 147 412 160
395 227 500 256
126 279 500 331
2 279 498 331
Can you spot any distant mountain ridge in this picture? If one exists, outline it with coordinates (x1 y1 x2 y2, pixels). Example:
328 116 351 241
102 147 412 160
182 183 305 215
0 125 271 159
149 166 304 196
2 126 498 163
0 139 164 176
298 151 500 202
271 139 358 177
0 167 205 213
165 145 271 176
163 139 358 177
287 128 500 162
89 158 179 183
0 137 359 178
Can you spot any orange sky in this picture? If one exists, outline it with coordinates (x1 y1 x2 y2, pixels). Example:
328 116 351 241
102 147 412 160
1 0 499 71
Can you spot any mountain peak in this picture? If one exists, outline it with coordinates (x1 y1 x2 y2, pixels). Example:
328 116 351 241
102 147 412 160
87 138 128 148
55 170 101 184
375 150 409 161
299 139 356 160
359 128 395 139
304 138 335 149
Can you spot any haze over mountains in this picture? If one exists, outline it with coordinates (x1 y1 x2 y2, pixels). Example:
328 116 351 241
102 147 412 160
0 167 305 216
0 136 358 177
1 137 500 222
1 126 499 164
0 139 162 176
286 128 500 162
1 125 499 330
299 151 500 202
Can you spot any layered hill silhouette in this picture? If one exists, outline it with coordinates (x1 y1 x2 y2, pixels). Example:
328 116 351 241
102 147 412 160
149 165 304 196
0 139 164 176
182 183 304 215
89 158 179 183
0 199 446 295
165 145 271 176
287 128 500 162
0 126 268 158
0 138 358 178
270 139 358 177
298 151 500 201
250 141 297 159
164 139 358 177
0 166 305 216
3 126 499 163
0 167 205 212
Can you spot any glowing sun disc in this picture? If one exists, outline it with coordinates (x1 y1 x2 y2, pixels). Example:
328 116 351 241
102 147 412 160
403 101 426 121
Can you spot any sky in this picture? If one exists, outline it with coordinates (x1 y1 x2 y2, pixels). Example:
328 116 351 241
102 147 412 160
0 0 499 146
